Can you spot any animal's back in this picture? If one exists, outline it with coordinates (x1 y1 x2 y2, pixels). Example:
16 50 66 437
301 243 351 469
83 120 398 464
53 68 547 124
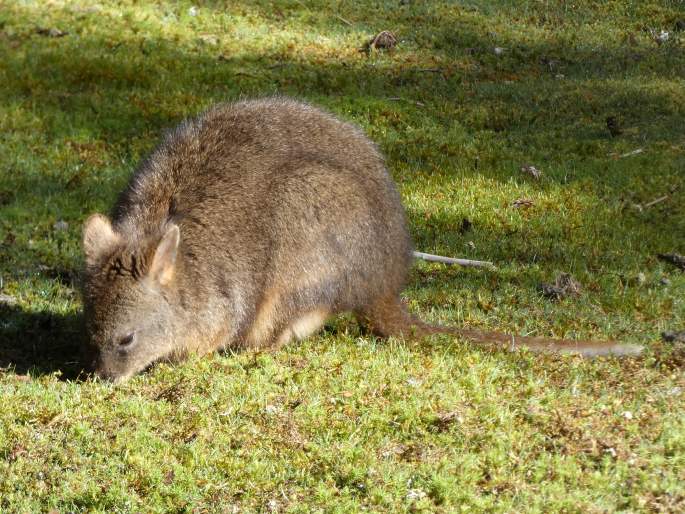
112 97 413 350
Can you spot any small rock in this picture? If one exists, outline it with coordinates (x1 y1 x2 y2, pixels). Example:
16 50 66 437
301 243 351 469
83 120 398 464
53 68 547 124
493 47 505 55
188 6 199 16
660 277 671 286
622 411 633 420
53 220 69 231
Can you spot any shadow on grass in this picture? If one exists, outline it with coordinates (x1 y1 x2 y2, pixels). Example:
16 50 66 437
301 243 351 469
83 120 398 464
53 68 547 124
0 303 85 380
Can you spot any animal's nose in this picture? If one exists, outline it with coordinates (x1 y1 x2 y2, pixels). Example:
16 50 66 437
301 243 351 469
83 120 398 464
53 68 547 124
94 365 131 384
94 367 115 381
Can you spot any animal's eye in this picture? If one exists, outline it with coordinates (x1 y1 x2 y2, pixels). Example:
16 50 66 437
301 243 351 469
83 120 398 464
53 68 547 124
118 332 135 348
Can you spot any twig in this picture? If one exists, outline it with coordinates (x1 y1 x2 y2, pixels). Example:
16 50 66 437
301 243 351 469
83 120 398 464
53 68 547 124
620 148 643 158
633 194 670 212
643 195 669 208
413 251 496 269
335 15 353 26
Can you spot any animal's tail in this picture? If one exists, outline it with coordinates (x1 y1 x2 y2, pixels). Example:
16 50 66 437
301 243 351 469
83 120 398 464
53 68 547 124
358 295 643 357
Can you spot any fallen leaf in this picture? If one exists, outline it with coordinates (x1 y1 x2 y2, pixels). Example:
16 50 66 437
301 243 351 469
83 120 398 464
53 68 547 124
520 164 542 179
540 273 582 301
362 30 397 53
432 411 464 430
512 198 534 208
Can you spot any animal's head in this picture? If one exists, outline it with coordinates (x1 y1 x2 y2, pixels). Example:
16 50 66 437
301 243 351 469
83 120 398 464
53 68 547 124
81 214 181 382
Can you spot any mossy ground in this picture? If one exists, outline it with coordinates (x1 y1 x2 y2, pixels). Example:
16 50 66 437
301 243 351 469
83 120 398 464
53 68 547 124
1 1 684 512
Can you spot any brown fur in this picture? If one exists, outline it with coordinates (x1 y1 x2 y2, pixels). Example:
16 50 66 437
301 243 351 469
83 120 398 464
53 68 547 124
81 97 641 382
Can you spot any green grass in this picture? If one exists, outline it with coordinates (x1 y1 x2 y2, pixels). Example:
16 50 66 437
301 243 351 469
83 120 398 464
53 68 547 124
1 0 685 511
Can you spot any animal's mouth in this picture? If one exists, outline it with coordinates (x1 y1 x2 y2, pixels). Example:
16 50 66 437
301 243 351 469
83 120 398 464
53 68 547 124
94 355 168 383
93 367 134 384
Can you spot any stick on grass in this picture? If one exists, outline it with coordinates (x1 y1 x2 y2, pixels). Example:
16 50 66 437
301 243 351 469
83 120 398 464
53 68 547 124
413 251 496 269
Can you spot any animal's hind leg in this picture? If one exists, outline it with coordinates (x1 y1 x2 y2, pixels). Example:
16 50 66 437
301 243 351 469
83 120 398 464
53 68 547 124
356 295 416 338
356 294 448 339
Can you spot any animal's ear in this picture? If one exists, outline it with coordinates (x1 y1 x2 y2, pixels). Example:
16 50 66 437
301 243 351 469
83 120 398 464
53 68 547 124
148 224 180 286
83 214 119 265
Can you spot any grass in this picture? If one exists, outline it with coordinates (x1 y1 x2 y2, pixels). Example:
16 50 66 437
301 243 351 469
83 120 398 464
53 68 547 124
1 0 685 511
